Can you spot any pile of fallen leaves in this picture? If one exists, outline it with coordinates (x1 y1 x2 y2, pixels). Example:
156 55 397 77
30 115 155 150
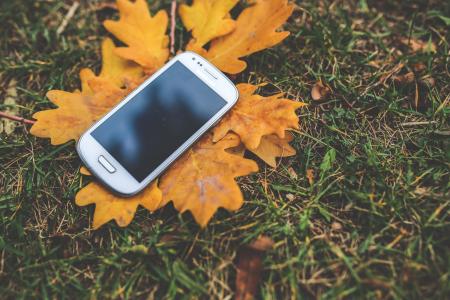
30 0 304 229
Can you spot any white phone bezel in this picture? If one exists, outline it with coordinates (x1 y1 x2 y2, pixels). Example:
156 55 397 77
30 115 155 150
76 51 239 196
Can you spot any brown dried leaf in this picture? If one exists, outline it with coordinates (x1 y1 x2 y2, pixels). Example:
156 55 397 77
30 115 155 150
287 167 298 179
306 168 314 185
286 193 295 201
331 221 342 231
311 80 331 101
235 236 274 300
419 76 435 88
412 63 426 73
400 37 436 53
393 72 415 84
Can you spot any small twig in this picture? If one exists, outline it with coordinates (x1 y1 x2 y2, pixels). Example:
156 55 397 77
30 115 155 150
400 121 437 127
57 1 80 35
170 0 177 54
0 111 35 125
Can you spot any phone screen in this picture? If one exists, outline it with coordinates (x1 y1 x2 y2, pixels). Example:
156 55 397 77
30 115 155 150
91 61 227 182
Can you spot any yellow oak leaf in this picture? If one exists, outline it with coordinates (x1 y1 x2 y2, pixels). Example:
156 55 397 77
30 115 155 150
249 132 296 167
76 181 162 229
78 38 142 93
30 80 130 145
159 134 258 227
213 83 305 150
199 0 294 74
180 0 238 49
99 38 143 87
80 166 91 176
30 38 142 145
104 0 169 73
79 68 96 95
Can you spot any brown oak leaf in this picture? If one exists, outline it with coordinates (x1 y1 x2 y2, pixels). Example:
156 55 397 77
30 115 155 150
160 134 258 227
213 83 305 150
30 78 131 145
311 80 331 101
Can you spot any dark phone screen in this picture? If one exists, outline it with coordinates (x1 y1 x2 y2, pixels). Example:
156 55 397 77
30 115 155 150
91 61 227 182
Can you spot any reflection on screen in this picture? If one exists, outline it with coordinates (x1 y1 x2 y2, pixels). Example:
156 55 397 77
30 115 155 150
91 61 227 182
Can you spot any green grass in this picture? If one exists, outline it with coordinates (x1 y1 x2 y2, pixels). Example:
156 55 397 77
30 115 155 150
1 0 449 298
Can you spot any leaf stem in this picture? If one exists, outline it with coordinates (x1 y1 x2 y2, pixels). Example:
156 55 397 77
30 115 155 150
0 111 35 125
170 0 177 55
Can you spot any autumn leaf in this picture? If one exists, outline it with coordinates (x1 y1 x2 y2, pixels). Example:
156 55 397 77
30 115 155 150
159 134 258 227
393 72 415 85
98 38 143 87
79 68 96 96
77 166 162 230
226 132 297 168
311 80 331 101
213 83 305 150
306 168 314 185
30 39 142 145
30 78 131 145
76 181 162 229
104 0 169 73
180 0 238 49
249 132 296 167
79 166 91 176
399 37 436 53
188 0 294 74
235 236 274 300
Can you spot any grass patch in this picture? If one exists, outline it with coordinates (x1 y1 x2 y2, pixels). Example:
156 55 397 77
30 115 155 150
1 0 449 298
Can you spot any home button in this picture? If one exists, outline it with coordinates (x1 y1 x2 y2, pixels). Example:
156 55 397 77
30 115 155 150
98 155 116 173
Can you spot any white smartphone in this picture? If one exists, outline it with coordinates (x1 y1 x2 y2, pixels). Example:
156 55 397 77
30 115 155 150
77 52 238 196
